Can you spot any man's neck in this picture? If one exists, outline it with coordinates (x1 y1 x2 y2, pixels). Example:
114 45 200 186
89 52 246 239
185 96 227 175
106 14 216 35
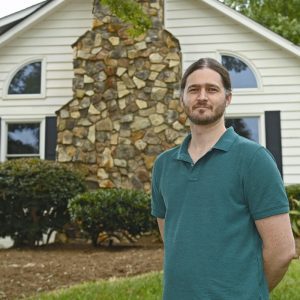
188 119 226 163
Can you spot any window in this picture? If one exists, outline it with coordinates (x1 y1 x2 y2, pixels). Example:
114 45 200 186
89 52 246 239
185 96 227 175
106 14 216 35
8 61 42 95
221 55 257 89
225 117 259 143
7 123 40 159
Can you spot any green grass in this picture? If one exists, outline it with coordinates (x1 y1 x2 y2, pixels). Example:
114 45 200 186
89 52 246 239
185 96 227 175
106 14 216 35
271 260 300 300
28 261 300 300
28 272 163 300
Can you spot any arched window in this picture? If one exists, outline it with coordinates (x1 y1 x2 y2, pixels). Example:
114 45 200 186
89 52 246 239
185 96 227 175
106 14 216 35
8 61 42 94
221 55 258 89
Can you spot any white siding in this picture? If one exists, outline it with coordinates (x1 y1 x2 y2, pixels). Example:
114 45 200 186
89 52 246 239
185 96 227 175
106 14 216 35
165 0 300 184
0 0 94 117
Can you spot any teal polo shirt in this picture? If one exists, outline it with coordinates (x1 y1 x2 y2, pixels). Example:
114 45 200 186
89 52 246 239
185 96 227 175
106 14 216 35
151 127 289 300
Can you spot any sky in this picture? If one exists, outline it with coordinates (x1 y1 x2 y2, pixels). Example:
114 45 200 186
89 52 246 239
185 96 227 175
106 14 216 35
0 0 45 18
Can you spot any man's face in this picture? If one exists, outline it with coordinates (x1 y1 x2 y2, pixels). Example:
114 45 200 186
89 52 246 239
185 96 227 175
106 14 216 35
181 68 231 126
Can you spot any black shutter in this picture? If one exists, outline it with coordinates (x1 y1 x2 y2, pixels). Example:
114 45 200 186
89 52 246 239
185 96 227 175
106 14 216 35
264 111 283 176
45 116 57 160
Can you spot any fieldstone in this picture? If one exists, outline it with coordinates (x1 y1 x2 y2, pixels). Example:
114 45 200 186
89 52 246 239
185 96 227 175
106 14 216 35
116 67 127 77
113 120 120 131
96 118 113 131
99 179 115 188
136 99 147 109
97 168 109 180
130 117 151 131
149 72 159 80
60 109 69 118
128 50 138 59
73 127 88 138
139 107 156 117
169 60 180 67
92 19 104 29
133 76 146 89
99 148 114 168
135 41 147 50
173 121 184 131
150 64 165 72
84 75 94 84
78 119 92 126
75 89 85 98
135 70 150 81
166 110 178 124
143 155 156 170
143 131 161 145
114 159 127 168
136 168 149 182
116 145 136 159
154 80 166 87
156 102 166 114
149 114 164 126
62 130 73 145
88 125 96 143
74 68 86 75
96 71 107 81
154 124 168 133
88 104 100 115
165 128 180 143
94 33 102 46
71 111 80 119
150 53 163 63
134 139 147 151
146 145 163 155
151 87 168 101
80 97 90 109
57 146 76 162
164 71 177 83
108 37 120 45
117 81 130 98
175 135 185 145
103 89 117 101
120 114 134 123
85 90 94 97
121 74 135 89
77 50 90 59
166 52 180 60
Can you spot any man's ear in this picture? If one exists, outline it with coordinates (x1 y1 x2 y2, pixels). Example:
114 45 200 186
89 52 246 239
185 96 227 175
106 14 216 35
225 91 232 107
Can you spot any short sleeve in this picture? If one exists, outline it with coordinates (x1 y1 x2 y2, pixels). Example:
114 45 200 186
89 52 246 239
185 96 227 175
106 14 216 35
243 147 289 220
151 157 166 218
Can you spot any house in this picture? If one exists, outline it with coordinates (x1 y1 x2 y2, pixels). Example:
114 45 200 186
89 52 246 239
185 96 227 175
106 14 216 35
0 0 299 186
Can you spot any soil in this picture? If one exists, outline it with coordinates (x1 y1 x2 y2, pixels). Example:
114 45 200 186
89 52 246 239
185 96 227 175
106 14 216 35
0 237 164 300
0 238 299 300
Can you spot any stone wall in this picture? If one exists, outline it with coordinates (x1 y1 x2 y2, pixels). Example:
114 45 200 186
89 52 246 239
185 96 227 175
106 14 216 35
56 0 188 191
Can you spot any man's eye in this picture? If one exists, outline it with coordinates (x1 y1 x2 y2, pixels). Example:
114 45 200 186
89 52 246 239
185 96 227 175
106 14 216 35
189 88 198 93
207 88 218 93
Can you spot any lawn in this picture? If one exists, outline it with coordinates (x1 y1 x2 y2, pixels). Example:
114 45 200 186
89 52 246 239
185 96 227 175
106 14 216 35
28 260 300 300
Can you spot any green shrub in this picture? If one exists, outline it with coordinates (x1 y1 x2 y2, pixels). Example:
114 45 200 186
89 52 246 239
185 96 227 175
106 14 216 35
0 158 86 247
69 188 156 247
286 184 300 236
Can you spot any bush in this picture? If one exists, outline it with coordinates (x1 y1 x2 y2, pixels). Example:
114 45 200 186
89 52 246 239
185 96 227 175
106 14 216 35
286 184 300 236
0 158 86 247
69 188 156 247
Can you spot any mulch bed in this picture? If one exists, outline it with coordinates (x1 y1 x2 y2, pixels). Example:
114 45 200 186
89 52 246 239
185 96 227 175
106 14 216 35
0 238 299 300
0 238 163 300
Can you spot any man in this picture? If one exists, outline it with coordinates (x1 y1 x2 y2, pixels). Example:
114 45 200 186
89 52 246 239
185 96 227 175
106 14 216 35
151 58 296 300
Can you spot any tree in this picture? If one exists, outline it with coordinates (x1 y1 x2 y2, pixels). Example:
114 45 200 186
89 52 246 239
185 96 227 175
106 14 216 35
221 0 300 45
100 0 151 37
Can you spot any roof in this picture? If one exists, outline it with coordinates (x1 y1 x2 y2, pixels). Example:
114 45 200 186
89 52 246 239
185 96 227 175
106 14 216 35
0 0 66 47
0 0 299 57
0 1 49 35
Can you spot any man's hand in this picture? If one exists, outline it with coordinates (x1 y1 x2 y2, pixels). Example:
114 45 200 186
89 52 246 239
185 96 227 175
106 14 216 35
255 213 296 291
157 218 165 242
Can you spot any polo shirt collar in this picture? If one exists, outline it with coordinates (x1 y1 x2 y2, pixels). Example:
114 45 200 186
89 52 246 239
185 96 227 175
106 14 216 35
175 127 237 162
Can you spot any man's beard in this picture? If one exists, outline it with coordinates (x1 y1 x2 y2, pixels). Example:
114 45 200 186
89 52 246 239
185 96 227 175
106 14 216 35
183 101 226 125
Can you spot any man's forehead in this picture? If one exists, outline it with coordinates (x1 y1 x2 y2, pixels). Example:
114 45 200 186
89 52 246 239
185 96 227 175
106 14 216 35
185 68 223 87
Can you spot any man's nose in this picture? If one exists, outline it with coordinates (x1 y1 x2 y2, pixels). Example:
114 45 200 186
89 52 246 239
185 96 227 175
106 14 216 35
196 88 208 100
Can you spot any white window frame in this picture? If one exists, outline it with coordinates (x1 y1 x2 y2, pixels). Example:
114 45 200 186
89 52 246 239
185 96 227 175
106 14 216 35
2 57 46 100
217 51 262 94
225 113 265 147
0 117 45 162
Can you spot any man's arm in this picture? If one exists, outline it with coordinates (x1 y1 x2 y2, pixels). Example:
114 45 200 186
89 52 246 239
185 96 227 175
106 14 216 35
255 213 296 291
157 218 165 242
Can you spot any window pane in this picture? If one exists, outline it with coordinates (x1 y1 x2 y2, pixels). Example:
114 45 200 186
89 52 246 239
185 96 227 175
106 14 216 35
7 123 40 155
222 55 257 89
225 117 259 143
8 62 41 94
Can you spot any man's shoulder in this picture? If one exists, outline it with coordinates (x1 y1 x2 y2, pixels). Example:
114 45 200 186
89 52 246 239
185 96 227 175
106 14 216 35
154 145 181 166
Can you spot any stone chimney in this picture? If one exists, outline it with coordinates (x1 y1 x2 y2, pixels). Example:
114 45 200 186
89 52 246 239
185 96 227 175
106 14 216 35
56 0 187 191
